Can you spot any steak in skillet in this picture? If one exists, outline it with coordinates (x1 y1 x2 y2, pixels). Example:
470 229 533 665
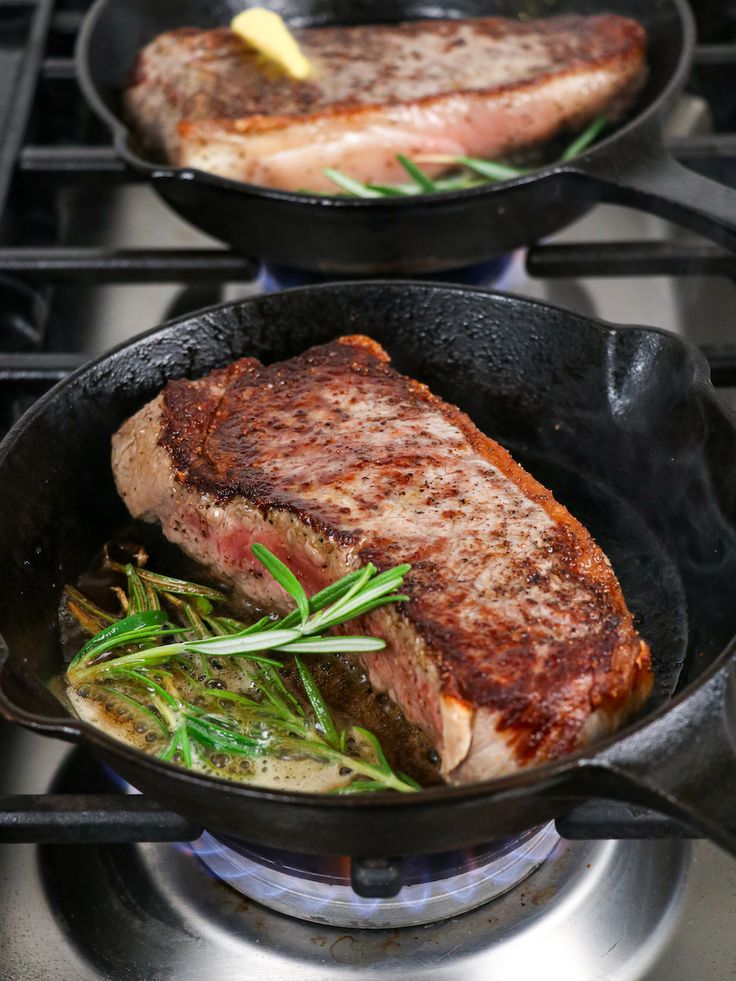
124 14 647 192
112 336 652 783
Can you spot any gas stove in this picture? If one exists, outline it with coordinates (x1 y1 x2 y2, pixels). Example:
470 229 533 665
3 1 736 978
0 728 717 980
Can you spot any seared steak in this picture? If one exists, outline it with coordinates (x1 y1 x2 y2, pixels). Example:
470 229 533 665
112 336 652 782
125 15 646 192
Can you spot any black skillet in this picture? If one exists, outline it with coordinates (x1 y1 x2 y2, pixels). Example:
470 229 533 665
2 282 736 858
77 0 736 274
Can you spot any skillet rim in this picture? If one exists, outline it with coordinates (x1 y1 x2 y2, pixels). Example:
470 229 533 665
74 0 695 208
0 279 734 810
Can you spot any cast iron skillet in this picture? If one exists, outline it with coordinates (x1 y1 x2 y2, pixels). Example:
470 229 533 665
77 0 736 274
2 283 736 858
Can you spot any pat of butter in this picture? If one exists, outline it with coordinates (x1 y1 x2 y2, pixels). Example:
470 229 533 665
231 7 314 80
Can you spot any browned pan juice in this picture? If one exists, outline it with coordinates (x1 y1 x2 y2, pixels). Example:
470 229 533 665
59 523 441 791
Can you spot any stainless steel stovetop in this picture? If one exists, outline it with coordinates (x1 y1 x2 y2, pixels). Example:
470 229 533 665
3 80 736 979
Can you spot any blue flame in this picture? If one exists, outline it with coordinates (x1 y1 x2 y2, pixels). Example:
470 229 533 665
189 823 560 928
105 761 559 928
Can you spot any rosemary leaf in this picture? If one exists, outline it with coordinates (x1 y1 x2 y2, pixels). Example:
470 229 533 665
188 627 302 655
307 577 408 631
115 668 179 708
274 636 385 654
125 563 149 615
239 615 275 635
309 563 374 626
323 168 383 197
561 116 607 161
194 685 263 712
252 543 310 625
144 581 161 611
315 593 409 625
396 153 436 192
160 728 181 762
99 685 169 737
294 655 338 749
69 610 169 670
84 641 284 677
456 156 527 180
366 183 417 196
432 176 486 191
178 722 193 768
276 570 364 630
111 586 129 615
203 616 234 636
257 662 305 717
185 714 264 755
353 726 392 775
178 597 211 640
397 771 422 790
331 780 387 794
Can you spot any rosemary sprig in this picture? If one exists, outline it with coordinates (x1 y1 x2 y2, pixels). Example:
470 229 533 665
64 543 418 794
68 550 408 684
321 116 608 197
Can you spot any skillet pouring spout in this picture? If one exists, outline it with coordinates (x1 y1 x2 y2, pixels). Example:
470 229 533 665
2 282 736 857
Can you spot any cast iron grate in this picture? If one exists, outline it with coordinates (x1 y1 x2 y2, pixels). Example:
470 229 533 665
0 0 735 855
0 792 695 846
0 790 696 898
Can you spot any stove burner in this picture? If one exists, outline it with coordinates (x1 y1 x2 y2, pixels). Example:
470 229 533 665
37 750 690 977
259 255 514 292
104 762 559 928
187 823 560 928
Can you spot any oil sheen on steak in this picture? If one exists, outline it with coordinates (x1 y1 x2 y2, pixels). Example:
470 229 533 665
124 14 647 191
112 336 652 783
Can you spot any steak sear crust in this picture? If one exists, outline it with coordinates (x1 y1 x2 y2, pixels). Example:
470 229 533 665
124 14 647 191
112 336 652 782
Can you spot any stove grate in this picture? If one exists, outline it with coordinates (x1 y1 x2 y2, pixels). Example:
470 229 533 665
0 793 696 846
0 791 695 900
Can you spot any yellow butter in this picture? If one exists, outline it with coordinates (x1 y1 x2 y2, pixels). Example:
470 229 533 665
231 7 314 80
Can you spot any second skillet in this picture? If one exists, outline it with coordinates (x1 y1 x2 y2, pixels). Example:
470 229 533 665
77 0 736 274
2 283 736 858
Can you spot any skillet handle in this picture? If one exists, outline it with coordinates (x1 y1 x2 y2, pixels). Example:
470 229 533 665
588 659 736 855
569 129 736 252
